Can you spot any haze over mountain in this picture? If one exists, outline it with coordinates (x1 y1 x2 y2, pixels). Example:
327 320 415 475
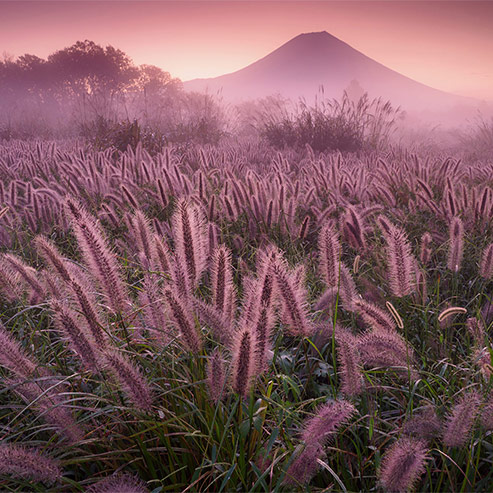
184 31 473 111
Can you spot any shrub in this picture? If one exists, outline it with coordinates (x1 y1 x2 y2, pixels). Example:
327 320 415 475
260 92 400 152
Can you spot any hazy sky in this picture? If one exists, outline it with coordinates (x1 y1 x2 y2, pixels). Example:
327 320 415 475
1 1 492 100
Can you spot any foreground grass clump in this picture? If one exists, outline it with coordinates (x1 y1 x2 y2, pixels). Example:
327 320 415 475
0 140 492 492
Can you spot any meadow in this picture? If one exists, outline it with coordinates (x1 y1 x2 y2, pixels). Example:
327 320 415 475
0 136 492 493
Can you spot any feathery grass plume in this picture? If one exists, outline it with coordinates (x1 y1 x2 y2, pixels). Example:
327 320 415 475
298 214 310 240
283 443 323 485
35 237 106 345
68 274 107 348
382 223 415 297
443 391 481 447
207 349 226 403
193 297 232 345
313 287 338 316
168 254 191 298
353 298 396 333
335 331 363 396
419 232 433 265
121 185 139 209
231 327 254 398
272 260 313 337
480 394 493 431
386 301 404 329
0 444 62 484
10 377 83 443
0 323 37 377
318 221 342 288
402 407 442 443
357 330 417 380
343 206 366 251
2 253 46 303
50 300 100 371
0 205 8 219
65 197 129 314
302 399 356 445
466 317 486 345
163 287 202 353
129 210 156 263
87 473 148 493
437 306 467 322
377 215 393 237
241 247 278 327
34 235 72 282
153 233 172 275
479 242 493 279
208 221 219 256
338 263 358 311
172 198 207 289
210 245 236 324
252 304 276 373
258 247 278 307
0 259 21 302
447 216 464 272
103 350 152 411
41 269 65 299
379 438 428 493
139 273 170 345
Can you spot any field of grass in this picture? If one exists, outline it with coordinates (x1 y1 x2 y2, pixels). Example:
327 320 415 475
0 139 492 492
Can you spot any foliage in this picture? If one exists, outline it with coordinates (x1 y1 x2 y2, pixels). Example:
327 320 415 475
260 92 400 152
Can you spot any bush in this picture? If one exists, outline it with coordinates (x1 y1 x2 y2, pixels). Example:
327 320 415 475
260 92 400 152
80 117 167 154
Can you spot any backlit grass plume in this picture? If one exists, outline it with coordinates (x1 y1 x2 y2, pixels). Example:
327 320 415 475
353 298 396 333
357 329 417 380
379 437 428 492
0 444 62 484
129 210 156 265
318 221 342 288
210 245 236 324
443 391 481 448
272 260 313 337
285 399 356 485
172 198 207 289
380 221 415 297
231 327 254 398
479 242 493 279
402 406 442 443
0 322 37 378
87 473 148 493
65 197 130 314
50 300 101 371
447 216 464 272
207 349 226 403
163 287 202 353
2 253 46 303
335 330 363 396
103 349 153 411
301 399 356 445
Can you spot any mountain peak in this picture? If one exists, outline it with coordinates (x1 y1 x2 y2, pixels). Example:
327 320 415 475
298 31 335 38
288 30 344 47
184 32 467 110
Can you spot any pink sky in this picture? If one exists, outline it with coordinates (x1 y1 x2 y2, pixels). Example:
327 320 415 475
1 1 492 100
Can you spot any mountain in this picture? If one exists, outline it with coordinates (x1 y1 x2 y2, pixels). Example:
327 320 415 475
184 31 469 110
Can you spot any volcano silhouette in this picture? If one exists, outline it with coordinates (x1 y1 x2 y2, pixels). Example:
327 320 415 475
184 31 467 109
